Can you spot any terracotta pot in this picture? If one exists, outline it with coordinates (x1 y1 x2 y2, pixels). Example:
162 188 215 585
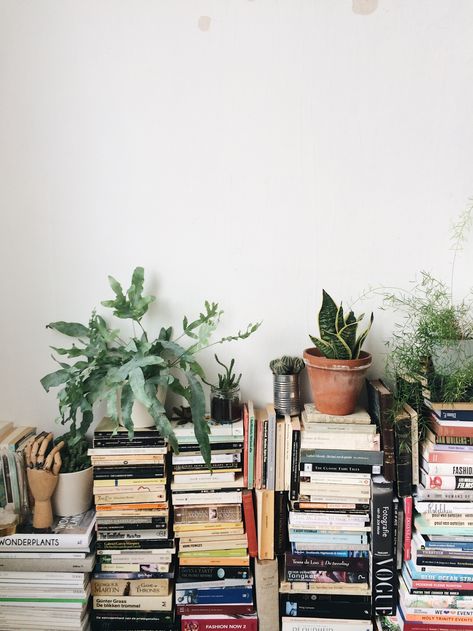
303 347 372 415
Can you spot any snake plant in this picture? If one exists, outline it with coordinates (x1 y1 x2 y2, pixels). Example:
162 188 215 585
310 290 373 360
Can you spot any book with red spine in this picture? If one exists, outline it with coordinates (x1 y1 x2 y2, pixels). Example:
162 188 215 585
181 615 258 631
422 447 473 464
431 416 473 438
243 403 249 488
242 490 258 558
403 496 413 561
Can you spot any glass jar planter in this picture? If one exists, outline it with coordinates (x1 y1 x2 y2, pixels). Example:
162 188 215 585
210 385 241 424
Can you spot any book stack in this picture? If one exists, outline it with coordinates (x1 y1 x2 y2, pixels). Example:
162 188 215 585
169 417 257 631
397 402 473 630
280 403 383 631
0 421 36 521
89 418 175 631
0 510 95 631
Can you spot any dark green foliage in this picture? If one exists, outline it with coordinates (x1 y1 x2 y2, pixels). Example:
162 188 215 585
269 356 305 375
41 267 261 468
204 355 242 393
55 425 91 473
309 290 373 360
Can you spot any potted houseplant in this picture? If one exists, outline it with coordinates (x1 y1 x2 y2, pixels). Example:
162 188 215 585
269 355 305 416
204 355 242 424
303 290 373 415
41 267 260 467
51 426 93 517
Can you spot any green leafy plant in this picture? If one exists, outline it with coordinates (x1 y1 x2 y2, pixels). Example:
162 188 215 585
204 355 241 393
55 427 90 473
41 267 260 467
269 355 305 375
309 290 373 360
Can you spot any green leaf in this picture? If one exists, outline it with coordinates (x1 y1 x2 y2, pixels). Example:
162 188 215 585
309 335 336 358
128 367 153 408
50 345 84 358
120 383 135 437
47 322 89 338
40 369 70 392
106 386 119 424
318 290 338 341
186 372 211 468
324 331 352 359
143 382 179 453
335 304 344 333
108 274 125 299
353 313 374 358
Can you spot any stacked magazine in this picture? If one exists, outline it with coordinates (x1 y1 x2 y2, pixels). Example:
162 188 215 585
0 509 95 631
89 417 175 631
397 404 473 629
170 418 257 630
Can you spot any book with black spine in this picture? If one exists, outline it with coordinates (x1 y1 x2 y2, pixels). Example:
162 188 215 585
371 474 397 616
289 417 301 501
274 490 288 556
366 379 396 481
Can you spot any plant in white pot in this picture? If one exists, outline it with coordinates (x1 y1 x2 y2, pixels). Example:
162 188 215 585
40 267 260 468
303 290 374 415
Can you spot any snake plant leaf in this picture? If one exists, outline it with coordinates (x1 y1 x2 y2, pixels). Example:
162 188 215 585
337 319 359 354
186 372 211 468
352 312 374 358
324 331 353 360
336 304 345 333
143 382 179 453
47 321 89 338
309 335 336 358
40 368 70 392
318 290 338 342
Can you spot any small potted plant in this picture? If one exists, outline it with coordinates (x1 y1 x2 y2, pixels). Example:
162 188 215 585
51 426 93 517
41 267 260 467
269 355 305 416
205 355 242 424
304 290 373 415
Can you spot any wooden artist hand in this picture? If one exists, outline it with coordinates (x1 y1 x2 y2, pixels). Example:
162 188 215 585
25 433 64 530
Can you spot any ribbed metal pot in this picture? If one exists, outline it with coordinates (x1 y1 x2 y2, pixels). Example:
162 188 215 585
273 373 301 416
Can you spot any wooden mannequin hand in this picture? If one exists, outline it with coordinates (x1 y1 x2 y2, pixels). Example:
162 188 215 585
25 433 64 530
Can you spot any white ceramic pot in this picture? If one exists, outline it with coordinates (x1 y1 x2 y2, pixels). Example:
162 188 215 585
119 385 168 429
52 466 93 517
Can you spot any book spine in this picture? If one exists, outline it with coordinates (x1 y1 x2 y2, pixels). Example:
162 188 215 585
300 462 377 474
180 618 258 631
255 416 263 490
175 586 253 604
254 558 280 630
284 554 369 572
394 417 413 497
411 412 419 486
274 490 288 556
177 604 254 615
300 450 383 465
242 490 258 558
433 418 473 438
262 419 268 489
422 473 473 490
424 449 473 464
290 424 301 501
403 495 413 561
285 569 367 582
93 594 173 610
91 578 169 596
243 403 249 488
424 462 473 475
371 475 396 616
177 566 250 581
266 409 276 490
248 405 256 490
437 410 473 421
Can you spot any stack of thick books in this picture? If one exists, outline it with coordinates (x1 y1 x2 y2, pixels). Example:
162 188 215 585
397 403 473 630
280 403 382 631
89 418 175 631
170 418 257 630
0 510 95 631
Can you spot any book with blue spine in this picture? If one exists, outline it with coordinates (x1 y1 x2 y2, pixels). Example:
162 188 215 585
406 558 473 582
175 586 253 604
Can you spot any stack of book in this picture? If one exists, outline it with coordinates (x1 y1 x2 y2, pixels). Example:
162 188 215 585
170 417 257 630
0 421 36 519
0 510 95 631
280 403 382 631
89 418 175 631
397 403 473 629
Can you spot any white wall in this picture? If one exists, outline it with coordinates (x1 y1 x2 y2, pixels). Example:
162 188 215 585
1 0 472 433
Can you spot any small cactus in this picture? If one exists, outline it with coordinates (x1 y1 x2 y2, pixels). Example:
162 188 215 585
269 356 305 375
